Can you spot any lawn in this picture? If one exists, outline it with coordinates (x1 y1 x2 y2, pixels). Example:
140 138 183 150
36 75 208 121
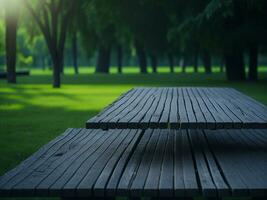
0 66 266 200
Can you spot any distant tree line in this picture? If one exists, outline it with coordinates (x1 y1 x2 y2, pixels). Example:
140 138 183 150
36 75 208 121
1 0 267 87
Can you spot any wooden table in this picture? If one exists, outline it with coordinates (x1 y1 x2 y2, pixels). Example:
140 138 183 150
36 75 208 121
1 87 266 200
0 128 266 199
86 87 267 129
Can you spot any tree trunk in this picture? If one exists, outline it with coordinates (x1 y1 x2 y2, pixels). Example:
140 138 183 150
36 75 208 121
182 55 187 73
96 45 110 74
42 56 46 70
52 56 61 88
59 56 64 74
5 6 19 84
220 57 224 73
248 43 258 81
224 47 246 81
193 48 199 73
150 54 157 73
135 40 147 74
72 32 78 74
168 53 174 73
117 45 123 74
202 50 212 74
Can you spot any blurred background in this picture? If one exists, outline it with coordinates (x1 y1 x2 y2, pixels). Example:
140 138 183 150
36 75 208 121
0 1 267 198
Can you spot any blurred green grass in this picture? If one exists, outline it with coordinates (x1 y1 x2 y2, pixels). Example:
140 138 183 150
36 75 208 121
0 66 266 200
29 65 267 75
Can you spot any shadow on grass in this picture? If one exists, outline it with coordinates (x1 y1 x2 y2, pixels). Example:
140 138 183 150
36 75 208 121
0 92 99 175
1 73 266 104
0 72 263 85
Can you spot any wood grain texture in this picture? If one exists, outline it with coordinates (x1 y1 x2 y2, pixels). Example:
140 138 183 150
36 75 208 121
86 87 267 129
1 128 267 198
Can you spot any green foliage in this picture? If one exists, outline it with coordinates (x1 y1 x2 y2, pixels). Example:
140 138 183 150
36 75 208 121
17 53 32 67
0 19 4 56
16 28 34 67
1 0 267 75
184 0 267 50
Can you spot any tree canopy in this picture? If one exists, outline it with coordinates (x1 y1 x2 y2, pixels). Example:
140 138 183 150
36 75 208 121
1 0 267 87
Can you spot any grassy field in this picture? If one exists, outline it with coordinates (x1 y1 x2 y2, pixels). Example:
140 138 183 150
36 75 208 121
0 66 266 200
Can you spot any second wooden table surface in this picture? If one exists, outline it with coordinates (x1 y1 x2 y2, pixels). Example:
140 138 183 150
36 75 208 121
86 87 267 129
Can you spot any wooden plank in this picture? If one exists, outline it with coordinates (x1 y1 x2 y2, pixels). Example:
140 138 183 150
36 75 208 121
61 130 124 197
116 129 152 196
188 130 217 197
143 131 168 197
119 88 157 128
36 129 106 196
223 130 267 196
186 88 207 129
1 128 267 198
46 130 139 197
237 130 267 173
129 90 159 129
100 88 146 129
0 129 84 196
203 88 242 128
189 88 216 129
227 88 267 119
103 130 142 197
194 88 228 129
87 88 143 129
204 129 249 196
197 131 230 196
0 128 76 189
86 89 137 128
169 88 179 129
44 129 118 197
213 88 266 128
181 88 197 128
77 130 135 197
181 130 199 197
130 129 161 197
245 129 267 146
12 129 106 197
86 87 267 129
158 88 173 128
222 89 267 128
211 88 265 128
173 129 185 197
158 130 174 197
149 88 169 128
141 88 165 129
177 89 189 129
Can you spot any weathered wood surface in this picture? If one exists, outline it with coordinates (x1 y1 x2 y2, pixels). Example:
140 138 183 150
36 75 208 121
1 128 266 198
86 87 267 129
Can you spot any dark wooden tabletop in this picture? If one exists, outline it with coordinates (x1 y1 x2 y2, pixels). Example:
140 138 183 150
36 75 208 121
1 128 266 198
86 87 267 129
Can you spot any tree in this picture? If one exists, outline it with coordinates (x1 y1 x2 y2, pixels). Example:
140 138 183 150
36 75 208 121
167 53 174 73
134 39 147 73
71 31 78 74
4 0 19 83
119 0 150 74
201 49 212 74
81 0 118 74
67 1 88 75
24 0 75 88
184 0 267 80
0 14 5 67
116 45 123 73
243 0 267 81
